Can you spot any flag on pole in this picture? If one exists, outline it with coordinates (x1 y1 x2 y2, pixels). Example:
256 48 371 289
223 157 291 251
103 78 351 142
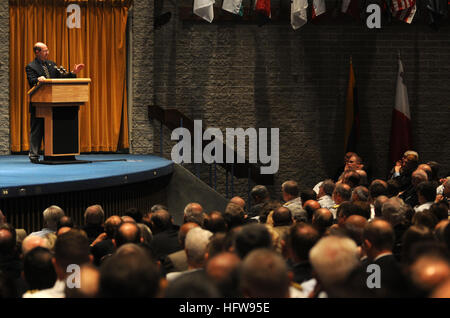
222 0 244 16
344 58 360 153
194 0 215 23
291 0 308 30
341 0 360 20
312 0 326 19
254 0 271 19
390 0 416 24
389 57 412 163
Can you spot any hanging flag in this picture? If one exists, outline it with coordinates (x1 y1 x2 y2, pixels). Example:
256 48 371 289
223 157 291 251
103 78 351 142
222 0 244 16
254 0 271 18
291 0 308 30
426 0 448 30
312 0 326 19
344 59 360 153
341 0 361 20
194 0 215 23
311 0 327 19
390 0 416 24
389 57 412 164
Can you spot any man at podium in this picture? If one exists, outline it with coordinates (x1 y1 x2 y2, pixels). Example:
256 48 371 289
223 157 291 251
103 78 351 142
25 42 85 163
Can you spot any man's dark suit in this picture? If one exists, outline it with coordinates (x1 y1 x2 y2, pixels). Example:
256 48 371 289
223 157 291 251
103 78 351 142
25 58 76 161
373 254 415 297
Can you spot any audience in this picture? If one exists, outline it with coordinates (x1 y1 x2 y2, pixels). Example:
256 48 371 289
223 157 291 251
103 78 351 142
0 150 448 299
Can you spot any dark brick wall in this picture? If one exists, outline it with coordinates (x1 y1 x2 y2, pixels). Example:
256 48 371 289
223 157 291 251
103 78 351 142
147 0 450 200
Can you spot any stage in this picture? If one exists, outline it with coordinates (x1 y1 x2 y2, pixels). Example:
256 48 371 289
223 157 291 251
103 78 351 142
0 154 174 232
0 154 173 198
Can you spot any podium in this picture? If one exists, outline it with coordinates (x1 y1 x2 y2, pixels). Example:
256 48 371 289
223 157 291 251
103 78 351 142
28 78 91 163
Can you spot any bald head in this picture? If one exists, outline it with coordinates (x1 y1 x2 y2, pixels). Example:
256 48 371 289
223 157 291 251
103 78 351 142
22 235 50 255
206 252 241 283
179 222 200 248
312 208 334 233
304 200 321 211
114 222 141 248
345 215 368 229
184 202 204 226
410 255 450 294
57 227 72 236
33 42 49 61
272 207 293 227
363 219 395 260
230 197 246 209
418 164 432 180
412 169 428 187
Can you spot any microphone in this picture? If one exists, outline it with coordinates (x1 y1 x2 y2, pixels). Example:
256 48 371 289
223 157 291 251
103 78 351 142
53 65 68 75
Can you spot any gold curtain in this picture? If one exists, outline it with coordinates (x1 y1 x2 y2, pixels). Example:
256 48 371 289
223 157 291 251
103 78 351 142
10 0 131 152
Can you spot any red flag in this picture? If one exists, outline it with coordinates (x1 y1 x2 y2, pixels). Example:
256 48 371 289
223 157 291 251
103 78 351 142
391 0 416 24
254 0 271 18
389 58 412 163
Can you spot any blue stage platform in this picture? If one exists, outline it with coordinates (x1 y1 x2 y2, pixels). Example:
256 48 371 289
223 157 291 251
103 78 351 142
0 154 173 198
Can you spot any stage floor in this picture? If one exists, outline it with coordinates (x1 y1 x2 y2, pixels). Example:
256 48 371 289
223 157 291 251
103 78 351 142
0 154 173 198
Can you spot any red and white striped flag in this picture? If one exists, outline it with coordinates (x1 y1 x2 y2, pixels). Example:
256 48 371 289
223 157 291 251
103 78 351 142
312 0 326 19
389 58 412 163
391 0 417 24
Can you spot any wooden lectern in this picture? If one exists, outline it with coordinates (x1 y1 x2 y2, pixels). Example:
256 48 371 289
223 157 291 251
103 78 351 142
28 78 91 161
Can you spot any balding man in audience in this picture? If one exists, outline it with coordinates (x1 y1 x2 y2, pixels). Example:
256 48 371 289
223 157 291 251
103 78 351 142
206 252 242 297
149 208 181 261
303 200 321 223
241 249 291 298
312 208 334 236
113 222 142 248
309 236 360 297
410 253 450 296
163 222 199 274
362 219 411 297
25 230 91 298
230 196 246 210
272 206 293 238
287 223 320 285
183 202 205 226
22 235 50 255
204 211 227 233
